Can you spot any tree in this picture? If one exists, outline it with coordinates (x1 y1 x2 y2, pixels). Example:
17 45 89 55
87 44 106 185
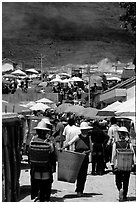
119 2 136 34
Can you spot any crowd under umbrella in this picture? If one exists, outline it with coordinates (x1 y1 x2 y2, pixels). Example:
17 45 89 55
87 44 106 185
30 102 51 112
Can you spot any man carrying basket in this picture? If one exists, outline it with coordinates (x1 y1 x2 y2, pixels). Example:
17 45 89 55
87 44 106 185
29 119 57 202
63 121 92 197
111 126 136 202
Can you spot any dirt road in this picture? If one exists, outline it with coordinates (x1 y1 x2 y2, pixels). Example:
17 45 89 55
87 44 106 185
19 157 136 202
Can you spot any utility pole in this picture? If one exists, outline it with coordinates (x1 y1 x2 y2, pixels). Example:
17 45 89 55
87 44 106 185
88 66 91 107
40 54 46 79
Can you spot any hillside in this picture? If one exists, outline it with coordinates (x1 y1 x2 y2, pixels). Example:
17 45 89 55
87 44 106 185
2 2 136 70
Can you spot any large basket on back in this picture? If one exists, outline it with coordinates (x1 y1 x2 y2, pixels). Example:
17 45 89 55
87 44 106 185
30 141 51 165
116 149 134 171
57 150 85 183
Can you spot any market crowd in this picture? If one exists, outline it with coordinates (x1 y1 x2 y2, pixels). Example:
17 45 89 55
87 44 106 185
24 108 136 202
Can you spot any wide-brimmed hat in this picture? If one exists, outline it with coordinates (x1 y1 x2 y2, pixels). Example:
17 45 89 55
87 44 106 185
118 126 128 133
80 122 92 130
34 120 51 131
41 117 51 125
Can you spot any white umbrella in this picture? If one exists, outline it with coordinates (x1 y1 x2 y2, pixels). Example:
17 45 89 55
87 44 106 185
26 68 39 74
50 78 63 83
107 76 121 81
11 69 27 76
61 78 71 83
70 77 83 82
36 98 54 104
30 102 50 111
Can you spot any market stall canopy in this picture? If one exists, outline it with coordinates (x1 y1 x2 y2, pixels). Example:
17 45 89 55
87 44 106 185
115 98 135 115
100 101 122 112
30 103 51 112
55 103 72 113
25 68 39 74
11 69 27 76
36 98 54 104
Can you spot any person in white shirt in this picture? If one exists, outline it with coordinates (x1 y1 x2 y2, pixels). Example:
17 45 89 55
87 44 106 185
108 117 120 144
107 117 120 162
63 117 81 151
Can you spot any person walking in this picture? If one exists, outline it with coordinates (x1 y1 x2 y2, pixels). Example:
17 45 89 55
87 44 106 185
63 117 81 151
90 121 108 175
107 117 120 162
111 126 136 202
29 120 57 202
63 121 92 196
52 117 65 149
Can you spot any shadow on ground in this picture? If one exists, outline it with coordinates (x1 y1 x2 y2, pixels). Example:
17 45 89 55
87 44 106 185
50 192 103 202
127 196 136 202
18 185 31 201
63 192 102 199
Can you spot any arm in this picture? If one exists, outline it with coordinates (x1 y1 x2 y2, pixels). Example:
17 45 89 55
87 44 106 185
130 143 136 164
63 135 80 149
107 128 113 145
111 142 116 169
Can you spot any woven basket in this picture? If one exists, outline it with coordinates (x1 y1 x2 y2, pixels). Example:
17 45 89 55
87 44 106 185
57 150 85 183
117 149 134 171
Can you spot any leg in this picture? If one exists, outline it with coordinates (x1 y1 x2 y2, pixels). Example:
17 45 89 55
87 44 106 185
39 180 46 202
76 155 89 194
92 155 97 174
123 172 130 199
115 171 123 191
115 171 124 201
